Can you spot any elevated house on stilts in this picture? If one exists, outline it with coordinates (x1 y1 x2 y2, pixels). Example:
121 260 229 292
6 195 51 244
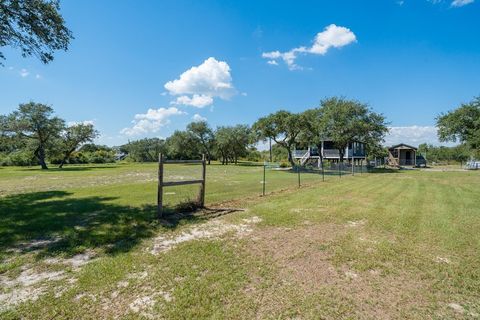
293 139 367 167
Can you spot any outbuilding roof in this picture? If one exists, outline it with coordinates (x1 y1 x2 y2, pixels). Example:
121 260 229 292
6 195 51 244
388 143 418 151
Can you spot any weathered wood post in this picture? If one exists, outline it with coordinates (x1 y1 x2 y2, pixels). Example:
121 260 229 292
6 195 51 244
198 154 206 207
321 159 325 182
157 153 164 218
297 165 301 187
262 161 266 196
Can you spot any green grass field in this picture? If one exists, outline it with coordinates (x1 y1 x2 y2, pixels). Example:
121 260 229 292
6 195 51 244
1 163 479 319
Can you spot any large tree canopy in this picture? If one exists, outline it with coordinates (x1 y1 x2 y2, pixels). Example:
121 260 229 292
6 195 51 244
252 110 302 166
436 97 480 154
298 108 326 162
3 102 65 169
0 0 73 65
120 138 166 162
57 123 98 168
214 125 251 165
187 121 215 164
319 97 388 161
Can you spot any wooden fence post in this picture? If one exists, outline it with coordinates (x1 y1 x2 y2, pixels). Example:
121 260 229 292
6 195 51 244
262 162 266 196
157 153 164 218
198 154 206 207
297 165 301 187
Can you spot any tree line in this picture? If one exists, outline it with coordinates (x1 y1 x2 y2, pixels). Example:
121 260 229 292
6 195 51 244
120 123 252 165
2 96 479 169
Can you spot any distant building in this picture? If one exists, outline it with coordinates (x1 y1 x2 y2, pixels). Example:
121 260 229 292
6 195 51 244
293 139 366 166
387 143 417 167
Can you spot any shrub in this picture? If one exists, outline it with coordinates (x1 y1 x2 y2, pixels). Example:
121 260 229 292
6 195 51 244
87 150 115 163
0 150 37 166
246 150 262 162
279 161 290 168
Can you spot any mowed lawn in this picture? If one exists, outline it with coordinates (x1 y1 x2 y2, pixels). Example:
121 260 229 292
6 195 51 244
0 163 479 319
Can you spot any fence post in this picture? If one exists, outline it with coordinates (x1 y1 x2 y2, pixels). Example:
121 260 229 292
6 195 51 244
297 165 301 187
198 154 206 207
321 159 325 182
157 153 164 218
263 162 266 196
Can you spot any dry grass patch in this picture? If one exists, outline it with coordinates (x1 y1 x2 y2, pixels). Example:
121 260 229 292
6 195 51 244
243 222 441 319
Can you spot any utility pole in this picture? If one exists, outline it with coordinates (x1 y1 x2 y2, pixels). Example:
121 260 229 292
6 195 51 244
269 137 272 163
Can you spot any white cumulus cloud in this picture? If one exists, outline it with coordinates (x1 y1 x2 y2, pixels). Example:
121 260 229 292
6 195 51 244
172 94 213 108
383 126 454 147
164 57 235 108
262 24 357 70
67 120 95 127
121 107 186 136
192 114 207 122
451 0 474 6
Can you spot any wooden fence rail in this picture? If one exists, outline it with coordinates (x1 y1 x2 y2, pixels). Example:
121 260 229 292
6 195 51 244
157 154 206 218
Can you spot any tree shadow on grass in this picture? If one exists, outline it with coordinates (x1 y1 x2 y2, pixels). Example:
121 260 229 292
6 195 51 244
0 190 185 258
0 190 247 260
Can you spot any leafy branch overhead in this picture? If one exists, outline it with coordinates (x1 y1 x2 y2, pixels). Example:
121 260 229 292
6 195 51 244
0 0 73 65
436 97 480 153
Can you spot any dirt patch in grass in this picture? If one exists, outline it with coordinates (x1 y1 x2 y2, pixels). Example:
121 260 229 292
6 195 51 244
0 249 97 311
0 268 68 310
244 223 437 319
150 216 262 255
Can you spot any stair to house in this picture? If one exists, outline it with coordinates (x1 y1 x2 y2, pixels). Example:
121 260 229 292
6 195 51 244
300 150 311 166
388 153 399 167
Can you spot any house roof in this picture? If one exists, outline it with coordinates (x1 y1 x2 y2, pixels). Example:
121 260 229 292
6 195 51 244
388 143 418 151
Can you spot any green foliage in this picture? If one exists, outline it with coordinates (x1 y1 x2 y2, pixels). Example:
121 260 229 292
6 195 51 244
3 102 65 169
318 97 388 161
187 121 215 164
266 144 289 162
87 150 115 163
418 143 472 164
56 123 99 168
0 0 73 65
279 161 290 168
0 150 37 166
121 138 165 162
79 143 111 153
436 96 480 154
49 149 115 165
1 103 105 168
214 125 251 164
246 149 262 162
252 110 302 166
165 130 201 160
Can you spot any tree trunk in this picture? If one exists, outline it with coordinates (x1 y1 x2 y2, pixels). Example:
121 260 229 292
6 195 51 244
287 148 295 167
35 146 48 170
59 157 66 169
339 149 345 163
59 148 75 169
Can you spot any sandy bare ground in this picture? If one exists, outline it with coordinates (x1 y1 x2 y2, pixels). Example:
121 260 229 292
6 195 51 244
150 216 262 255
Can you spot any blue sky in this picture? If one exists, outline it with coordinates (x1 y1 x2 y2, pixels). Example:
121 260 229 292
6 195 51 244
1 0 479 147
